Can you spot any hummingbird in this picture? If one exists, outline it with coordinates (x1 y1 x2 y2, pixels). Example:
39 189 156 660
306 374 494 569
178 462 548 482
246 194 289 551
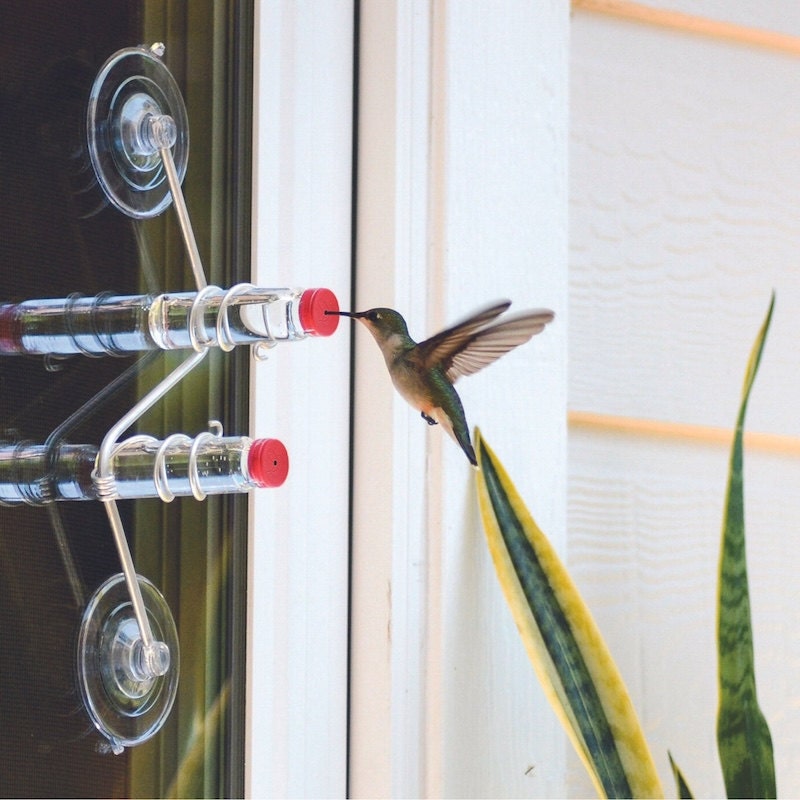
326 300 554 466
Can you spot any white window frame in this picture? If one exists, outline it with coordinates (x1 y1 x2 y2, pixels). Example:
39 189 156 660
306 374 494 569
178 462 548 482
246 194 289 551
246 3 355 797
349 3 569 796
247 1 569 796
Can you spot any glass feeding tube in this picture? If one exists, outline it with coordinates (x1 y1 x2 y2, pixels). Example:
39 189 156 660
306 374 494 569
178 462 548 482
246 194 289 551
0 286 340 357
0 427 288 504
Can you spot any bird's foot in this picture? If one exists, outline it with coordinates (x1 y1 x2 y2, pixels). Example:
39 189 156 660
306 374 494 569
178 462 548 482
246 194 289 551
421 411 438 426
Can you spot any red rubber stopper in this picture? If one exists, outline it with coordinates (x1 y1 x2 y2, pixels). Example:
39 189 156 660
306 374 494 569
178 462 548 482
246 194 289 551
298 288 339 336
248 438 289 488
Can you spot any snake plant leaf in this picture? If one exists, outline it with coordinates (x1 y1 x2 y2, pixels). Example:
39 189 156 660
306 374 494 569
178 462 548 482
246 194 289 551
716 294 776 799
668 752 694 799
474 429 663 799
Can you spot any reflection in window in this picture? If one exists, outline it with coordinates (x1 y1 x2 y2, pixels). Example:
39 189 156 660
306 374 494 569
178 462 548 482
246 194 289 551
0 2 252 796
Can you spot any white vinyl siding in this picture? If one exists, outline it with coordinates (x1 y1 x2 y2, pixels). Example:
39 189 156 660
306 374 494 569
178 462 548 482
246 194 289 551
570 2 800 795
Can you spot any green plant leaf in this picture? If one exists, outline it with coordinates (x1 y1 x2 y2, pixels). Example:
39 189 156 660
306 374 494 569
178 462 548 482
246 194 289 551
474 430 663 799
668 751 694 799
716 294 776 799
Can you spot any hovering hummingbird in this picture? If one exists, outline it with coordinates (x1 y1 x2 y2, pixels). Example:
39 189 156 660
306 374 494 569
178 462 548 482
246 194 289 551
326 301 554 466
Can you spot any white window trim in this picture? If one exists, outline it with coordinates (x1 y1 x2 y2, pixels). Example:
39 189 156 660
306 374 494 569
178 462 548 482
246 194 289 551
350 2 569 797
247 1 569 796
246 3 354 797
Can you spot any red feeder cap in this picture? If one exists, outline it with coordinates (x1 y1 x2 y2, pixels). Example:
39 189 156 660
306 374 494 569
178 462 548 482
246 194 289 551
298 288 339 336
248 438 289 488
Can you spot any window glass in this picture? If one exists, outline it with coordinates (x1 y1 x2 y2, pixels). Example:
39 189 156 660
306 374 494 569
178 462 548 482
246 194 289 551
0 2 251 796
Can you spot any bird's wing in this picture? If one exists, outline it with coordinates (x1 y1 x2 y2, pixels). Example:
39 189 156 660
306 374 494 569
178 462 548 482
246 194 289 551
440 309 554 382
417 300 512 369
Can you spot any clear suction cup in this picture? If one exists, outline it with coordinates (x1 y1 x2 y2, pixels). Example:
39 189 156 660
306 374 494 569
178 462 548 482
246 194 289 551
77 573 179 754
87 44 189 218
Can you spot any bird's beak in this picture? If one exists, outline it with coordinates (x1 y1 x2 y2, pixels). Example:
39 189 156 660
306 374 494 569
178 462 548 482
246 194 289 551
325 310 365 319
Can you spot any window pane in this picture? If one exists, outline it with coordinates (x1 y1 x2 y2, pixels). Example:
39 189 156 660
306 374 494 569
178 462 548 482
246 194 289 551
0 2 251 796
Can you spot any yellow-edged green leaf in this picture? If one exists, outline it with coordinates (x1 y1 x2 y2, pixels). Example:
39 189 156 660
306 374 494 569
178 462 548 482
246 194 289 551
474 430 663 799
668 751 694 799
717 294 776 799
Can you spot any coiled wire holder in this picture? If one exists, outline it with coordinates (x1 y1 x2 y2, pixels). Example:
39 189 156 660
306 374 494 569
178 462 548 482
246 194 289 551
103 420 225 503
77 43 228 754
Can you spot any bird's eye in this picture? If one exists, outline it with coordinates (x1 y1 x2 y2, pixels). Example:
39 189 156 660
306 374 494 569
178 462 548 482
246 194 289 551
368 311 380 321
